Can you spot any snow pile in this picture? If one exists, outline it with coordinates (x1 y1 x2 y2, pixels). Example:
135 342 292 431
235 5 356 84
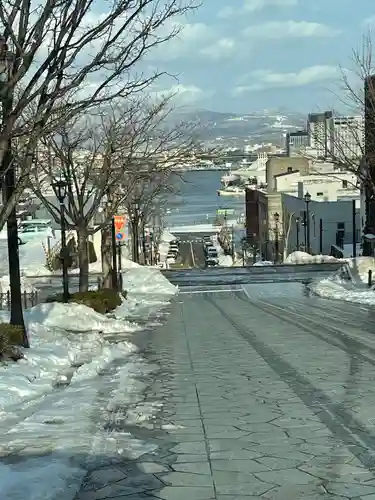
0 294 167 500
122 266 177 296
212 234 233 267
0 303 139 413
158 229 176 265
285 251 342 264
0 238 51 279
310 256 375 305
253 260 273 266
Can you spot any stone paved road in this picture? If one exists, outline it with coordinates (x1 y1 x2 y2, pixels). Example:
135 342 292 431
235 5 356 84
76 283 375 500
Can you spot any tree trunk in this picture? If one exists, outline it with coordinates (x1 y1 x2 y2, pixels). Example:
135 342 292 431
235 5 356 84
101 226 112 288
77 227 89 292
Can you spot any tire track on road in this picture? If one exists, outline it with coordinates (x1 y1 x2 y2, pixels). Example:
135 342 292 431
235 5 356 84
203 292 375 471
236 291 375 365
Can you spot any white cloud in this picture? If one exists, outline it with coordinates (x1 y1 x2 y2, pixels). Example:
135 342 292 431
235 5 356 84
152 84 211 104
218 0 297 17
148 21 236 61
233 65 339 93
243 0 298 11
147 21 215 61
200 38 236 60
243 20 340 38
362 15 375 26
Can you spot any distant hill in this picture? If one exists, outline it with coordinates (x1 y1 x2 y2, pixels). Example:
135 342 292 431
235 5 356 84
170 107 307 141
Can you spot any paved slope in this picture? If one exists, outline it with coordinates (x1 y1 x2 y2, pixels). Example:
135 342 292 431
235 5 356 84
76 283 375 500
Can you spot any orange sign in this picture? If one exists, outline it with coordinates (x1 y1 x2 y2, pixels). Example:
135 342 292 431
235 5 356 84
114 215 126 241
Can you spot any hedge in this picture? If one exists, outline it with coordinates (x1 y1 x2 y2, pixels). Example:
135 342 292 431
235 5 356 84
46 288 123 314
0 324 25 361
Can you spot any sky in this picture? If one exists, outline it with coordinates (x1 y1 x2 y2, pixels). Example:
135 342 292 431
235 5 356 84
145 0 375 114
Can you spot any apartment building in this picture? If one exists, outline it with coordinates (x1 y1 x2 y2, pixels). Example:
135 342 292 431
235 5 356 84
307 111 334 158
332 115 364 160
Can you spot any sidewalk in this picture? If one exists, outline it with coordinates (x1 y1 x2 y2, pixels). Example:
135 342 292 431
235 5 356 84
75 290 375 500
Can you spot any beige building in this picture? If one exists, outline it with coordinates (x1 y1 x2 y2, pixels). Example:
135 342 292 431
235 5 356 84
266 157 310 192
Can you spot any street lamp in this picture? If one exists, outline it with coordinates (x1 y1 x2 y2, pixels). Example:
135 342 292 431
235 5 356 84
304 192 311 253
131 200 140 263
295 216 300 250
52 177 70 302
0 37 29 346
274 212 280 263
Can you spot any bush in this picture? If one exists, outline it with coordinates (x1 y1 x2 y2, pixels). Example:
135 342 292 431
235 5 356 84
46 288 122 314
0 323 25 361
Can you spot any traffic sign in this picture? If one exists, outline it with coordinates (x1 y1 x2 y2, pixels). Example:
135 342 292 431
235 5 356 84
114 215 127 241
217 208 235 215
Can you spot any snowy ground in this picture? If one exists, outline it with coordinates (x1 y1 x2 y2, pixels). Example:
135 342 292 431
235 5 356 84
0 244 178 500
310 256 375 306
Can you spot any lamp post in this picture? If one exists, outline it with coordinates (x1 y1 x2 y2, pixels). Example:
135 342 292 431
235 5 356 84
52 178 70 302
131 200 140 263
295 216 300 250
0 37 28 345
304 192 311 254
274 212 280 263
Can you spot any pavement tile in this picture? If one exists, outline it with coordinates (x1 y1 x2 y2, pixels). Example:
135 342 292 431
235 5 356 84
148 486 215 499
75 290 375 500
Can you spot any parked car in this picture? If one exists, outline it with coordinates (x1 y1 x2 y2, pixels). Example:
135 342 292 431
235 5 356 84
166 252 176 263
206 258 219 267
169 243 179 252
206 247 218 258
169 239 180 247
204 240 214 249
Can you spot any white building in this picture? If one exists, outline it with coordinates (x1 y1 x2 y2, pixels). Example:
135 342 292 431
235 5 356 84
332 115 364 160
273 169 360 207
307 111 334 158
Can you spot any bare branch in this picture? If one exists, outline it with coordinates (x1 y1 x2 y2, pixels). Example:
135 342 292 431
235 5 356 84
0 0 200 228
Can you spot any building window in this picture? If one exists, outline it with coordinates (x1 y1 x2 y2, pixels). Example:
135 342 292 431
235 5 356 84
342 180 348 188
336 222 345 248
317 192 323 196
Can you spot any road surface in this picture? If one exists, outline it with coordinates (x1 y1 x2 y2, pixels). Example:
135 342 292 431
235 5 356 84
76 281 375 499
176 232 206 268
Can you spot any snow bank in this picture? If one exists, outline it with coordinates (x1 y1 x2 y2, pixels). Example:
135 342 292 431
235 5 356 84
122 266 177 295
284 251 342 264
212 234 233 267
310 256 375 305
158 229 177 266
253 260 273 266
0 303 139 412
0 237 51 279
0 278 172 500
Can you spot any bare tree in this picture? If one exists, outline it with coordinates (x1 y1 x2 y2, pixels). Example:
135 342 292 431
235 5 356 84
296 34 375 253
126 169 178 263
0 0 199 228
32 95 196 291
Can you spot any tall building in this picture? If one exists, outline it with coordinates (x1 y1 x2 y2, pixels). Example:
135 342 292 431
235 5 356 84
285 131 309 156
333 116 364 160
307 111 334 158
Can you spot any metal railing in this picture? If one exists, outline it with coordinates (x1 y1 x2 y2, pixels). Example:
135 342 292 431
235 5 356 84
0 290 40 310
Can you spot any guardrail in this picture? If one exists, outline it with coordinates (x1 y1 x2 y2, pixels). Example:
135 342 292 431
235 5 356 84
162 262 343 275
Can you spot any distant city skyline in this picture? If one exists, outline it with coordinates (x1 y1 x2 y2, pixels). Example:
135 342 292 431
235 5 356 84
145 0 375 113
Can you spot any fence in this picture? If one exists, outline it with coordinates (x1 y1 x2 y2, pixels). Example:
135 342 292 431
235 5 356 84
0 290 40 311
